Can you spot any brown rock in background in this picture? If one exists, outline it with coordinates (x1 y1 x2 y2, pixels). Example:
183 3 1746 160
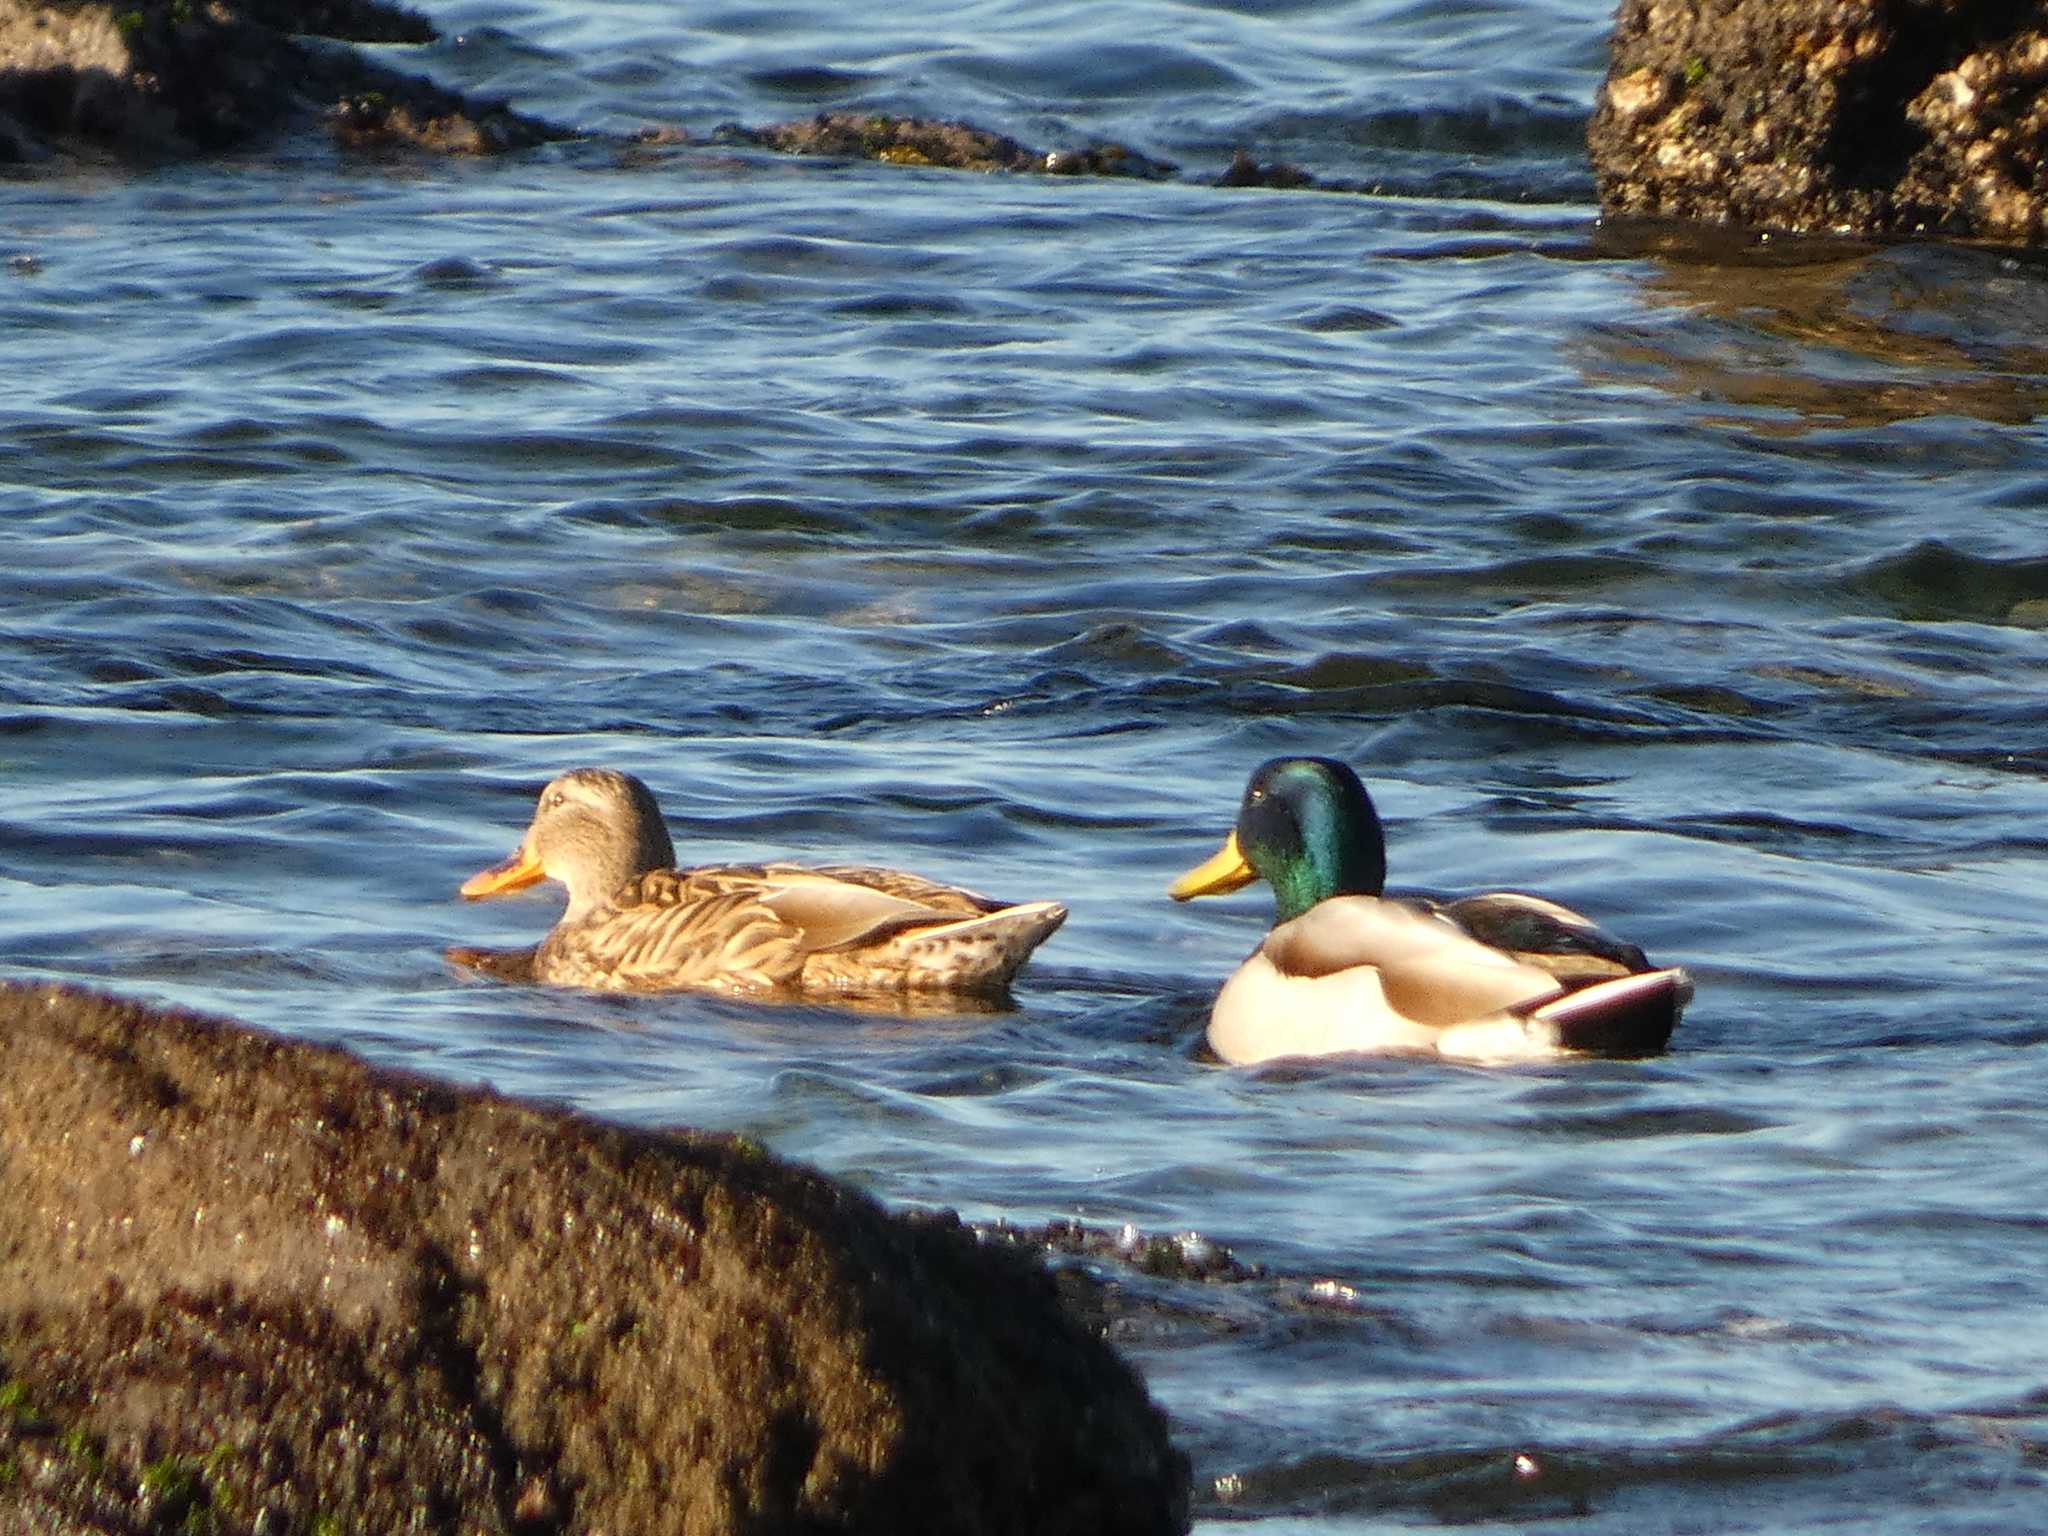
1590 0 2048 243
0 0 564 159
710 111 1180 179
0 981 1189 1535
0 2 1198 179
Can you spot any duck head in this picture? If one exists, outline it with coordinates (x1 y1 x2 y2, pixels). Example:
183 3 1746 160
1169 756 1387 923
460 768 676 921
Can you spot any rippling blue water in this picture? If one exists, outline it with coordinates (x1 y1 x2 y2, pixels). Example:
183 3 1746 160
7 0 2048 1528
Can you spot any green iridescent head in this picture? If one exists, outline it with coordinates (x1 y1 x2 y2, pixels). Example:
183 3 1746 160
1170 756 1387 923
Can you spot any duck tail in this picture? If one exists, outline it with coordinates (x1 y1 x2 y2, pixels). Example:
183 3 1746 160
1526 967 1691 1057
804 900 1070 995
916 900 1069 989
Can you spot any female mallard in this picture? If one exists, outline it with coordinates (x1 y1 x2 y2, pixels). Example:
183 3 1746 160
459 768 1067 997
1168 756 1689 1064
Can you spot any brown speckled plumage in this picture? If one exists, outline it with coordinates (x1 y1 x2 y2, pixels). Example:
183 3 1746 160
460 769 1066 997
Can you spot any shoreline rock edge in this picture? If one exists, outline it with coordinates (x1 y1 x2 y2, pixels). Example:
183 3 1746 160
0 979 1190 1535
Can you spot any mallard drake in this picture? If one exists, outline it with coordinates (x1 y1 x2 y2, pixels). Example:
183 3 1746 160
1168 756 1689 1064
459 768 1067 997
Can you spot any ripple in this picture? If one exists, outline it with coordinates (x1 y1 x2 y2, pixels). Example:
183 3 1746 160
1851 539 2048 625
4 17 2048 1536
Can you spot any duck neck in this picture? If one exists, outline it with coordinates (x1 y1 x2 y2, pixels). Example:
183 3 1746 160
560 844 661 925
1267 804 1386 924
551 801 675 926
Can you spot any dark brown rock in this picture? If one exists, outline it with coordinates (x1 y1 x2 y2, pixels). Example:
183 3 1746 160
1590 0 2048 243
713 110 1178 180
1040 139 1176 179
723 111 1045 172
0 0 566 159
1213 150 1316 190
0 981 1189 1535
0 3 1220 184
328 83 560 156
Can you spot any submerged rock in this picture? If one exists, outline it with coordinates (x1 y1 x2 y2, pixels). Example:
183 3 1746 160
982 1216 1263 1285
1213 150 1317 190
1590 0 2048 243
714 110 1178 180
718 111 1046 173
0 0 564 159
0 2 1271 185
0 981 1189 1535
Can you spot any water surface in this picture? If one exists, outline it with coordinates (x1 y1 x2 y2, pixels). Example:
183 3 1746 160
5 1 2048 1529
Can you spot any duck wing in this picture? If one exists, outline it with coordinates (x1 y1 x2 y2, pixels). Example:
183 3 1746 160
544 869 807 992
748 866 989 952
801 864 1005 916
1432 890 1650 981
658 863 1005 951
1261 896 1563 1028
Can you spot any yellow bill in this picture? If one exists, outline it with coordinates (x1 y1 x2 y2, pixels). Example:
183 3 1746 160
1169 830 1258 900
460 842 546 899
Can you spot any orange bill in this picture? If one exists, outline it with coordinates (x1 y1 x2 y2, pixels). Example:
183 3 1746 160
1168 830 1258 901
460 842 546 899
